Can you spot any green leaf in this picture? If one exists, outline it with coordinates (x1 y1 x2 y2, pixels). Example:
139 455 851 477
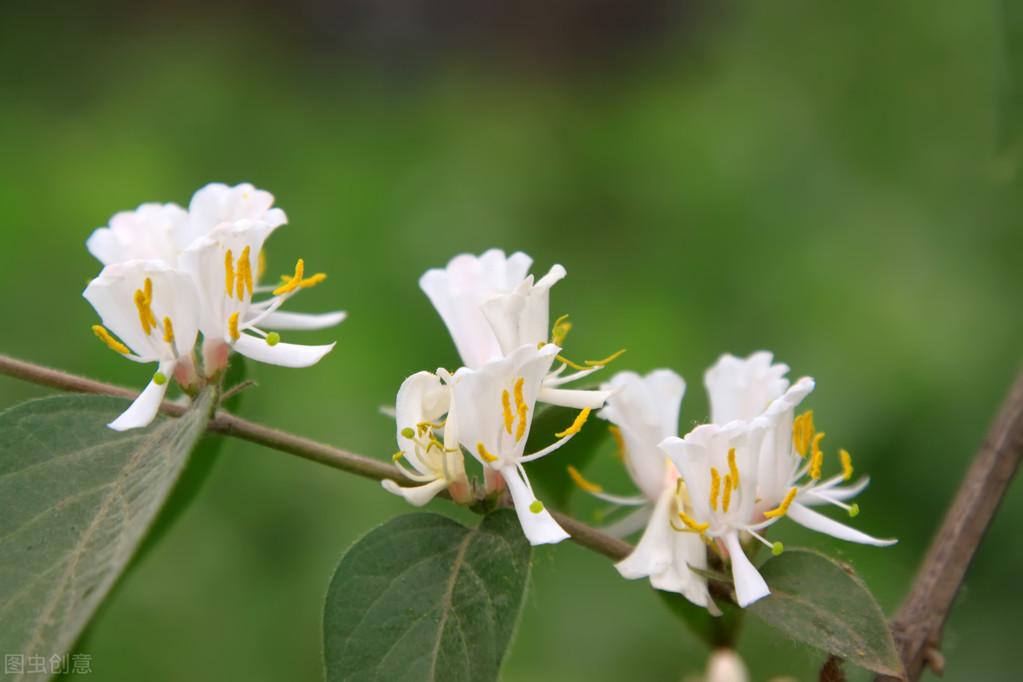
523 403 612 507
323 510 531 682
748 547 902 677
0 390 215 676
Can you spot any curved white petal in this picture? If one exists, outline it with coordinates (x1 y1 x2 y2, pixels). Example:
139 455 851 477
502 467 569 546
258 310 347 330
381 478 448 507
787 502 897 547
803 476 871 505
601 504 654 539
183 182 287 248
705 352 790 424
537 386 611 410
649 529 711 608
724 532 770 607
615 487 675 579
108 363 173 431
232 334 334 368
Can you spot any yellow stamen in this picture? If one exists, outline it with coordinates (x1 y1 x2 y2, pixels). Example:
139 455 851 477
143 277 152 302
678 510 710 533
710 467 721 511
237 246 253 299
555 408 591 438
763 486 798 519
272 259 305 296
225 249 235 298
584 348 627 367
501 389 514 435
809 431 826 480
793 410 815 457
133 289 156 335
513 377 528 441
551 314 572 345
298 272 327 288
162 317 175 344
567 465 603 494
392 450 404 462
839 448 853 481
722 474 733 512
228 312 240 341
608 425 625 461
476 442 498 463
555 354 589 371
91 325 130 355
257 249 266 279
727 447 739 490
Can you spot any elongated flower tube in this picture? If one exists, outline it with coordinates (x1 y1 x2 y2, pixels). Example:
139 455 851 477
83 260 200 430
87 202 189 266
452 343 594 545
420 249 613 409
179 219 336 373
660 421 772 606
584 370 712 608
383 370 470 506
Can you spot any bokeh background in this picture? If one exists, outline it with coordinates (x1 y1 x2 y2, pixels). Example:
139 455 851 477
2 1 1021 680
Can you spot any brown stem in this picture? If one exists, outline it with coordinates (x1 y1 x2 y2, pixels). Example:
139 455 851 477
0 353 634 560
876 370 1023 682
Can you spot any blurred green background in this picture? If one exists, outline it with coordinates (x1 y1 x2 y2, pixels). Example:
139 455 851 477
1 1 1021 680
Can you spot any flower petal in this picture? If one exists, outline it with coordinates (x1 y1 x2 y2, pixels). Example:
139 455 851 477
724 532 770 607
381 478 448 507
616 487 675 579
787 502 897 546
232 334 334 368
537 386 612 410
108 362 173 431
258 310 347 330
502 466 569 546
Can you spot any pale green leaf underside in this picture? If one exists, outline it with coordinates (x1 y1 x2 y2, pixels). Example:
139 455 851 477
323 510 531 682
749 547 903 677
0 391 214 680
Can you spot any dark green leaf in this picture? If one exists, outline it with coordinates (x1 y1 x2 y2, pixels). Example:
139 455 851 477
523 403 612 507
749 548 902 677
323 510 531 682
0 390 215 678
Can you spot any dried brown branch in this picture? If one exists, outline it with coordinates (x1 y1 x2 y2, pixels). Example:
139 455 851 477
876 370 1023 682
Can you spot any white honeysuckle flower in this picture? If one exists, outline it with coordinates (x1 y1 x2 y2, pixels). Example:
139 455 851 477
660 420 773 607
576 369 712 608
708 352 894 547
383 370 470 506
705 648 750 682
83 260 199 431
179 219 336 372
451 343 593 545
86 202 189 266
420 249 614 410
178 182 288 249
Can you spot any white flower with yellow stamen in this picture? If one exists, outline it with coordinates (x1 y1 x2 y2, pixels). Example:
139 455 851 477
451 343 593 545
83 260 200 431
383 370 470 506
86 202 189 266
420 249 614 410
577 369 713 608
179 219 336 372
178 182 288 249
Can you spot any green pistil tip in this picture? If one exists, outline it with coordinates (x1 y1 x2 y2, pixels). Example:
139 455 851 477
265 332 281 346
529 500 544 514
400 427 415 439
772 541 784 556
153 372 167 385
849 503 860 518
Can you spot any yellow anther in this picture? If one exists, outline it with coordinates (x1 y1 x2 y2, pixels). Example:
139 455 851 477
91 325 130 355
513 377 528 441
162 316 175 344
793 410 815 457
501 389 514 435
839 448 854 481
722 474 733 512
809 431 826 480
228 311 240 341
257 249 266 279
225 249 235 298
299 272 327 288
710 467 721 511
727 447 740 490
392 450 404 462
584 348 627 367
476 442 498 464
555 408 591 438
608 425 625 461
513 377 525 411
551 314 572 345
143 277 152 302
133 288 156 335
272 259 306 296
677 510 710 533
555 354 589 371
567 465 603 494
236 246 253 299
763 486 798 519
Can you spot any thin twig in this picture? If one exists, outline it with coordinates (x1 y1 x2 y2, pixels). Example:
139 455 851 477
876 371 1023 682
0 353 634 560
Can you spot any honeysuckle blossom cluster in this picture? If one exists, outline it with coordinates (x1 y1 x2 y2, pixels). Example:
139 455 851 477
383 250 621 545
83 183 343 430
568 352 895 608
